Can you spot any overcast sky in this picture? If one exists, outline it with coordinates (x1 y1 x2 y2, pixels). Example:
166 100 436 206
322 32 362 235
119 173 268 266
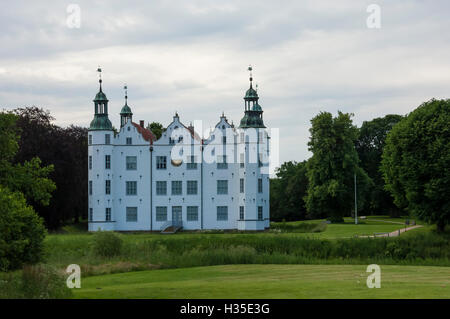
1 0 449 165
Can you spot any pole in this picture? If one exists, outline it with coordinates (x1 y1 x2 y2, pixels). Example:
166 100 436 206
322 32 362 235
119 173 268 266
354 172 358 225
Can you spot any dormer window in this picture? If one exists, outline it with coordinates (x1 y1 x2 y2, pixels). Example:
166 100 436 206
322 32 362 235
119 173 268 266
126 137 132 145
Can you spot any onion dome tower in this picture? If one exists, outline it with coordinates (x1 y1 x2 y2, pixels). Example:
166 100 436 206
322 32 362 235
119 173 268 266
89 68 113 131
120 84 133 127
239 66 265 129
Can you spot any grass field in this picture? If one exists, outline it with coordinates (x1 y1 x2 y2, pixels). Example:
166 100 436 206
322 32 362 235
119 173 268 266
73 264 450 299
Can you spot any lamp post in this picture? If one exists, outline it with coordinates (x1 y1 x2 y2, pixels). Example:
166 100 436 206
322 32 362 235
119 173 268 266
354 172 358 225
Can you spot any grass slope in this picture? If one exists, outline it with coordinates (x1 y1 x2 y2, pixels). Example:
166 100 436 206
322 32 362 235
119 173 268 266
73 264 450 299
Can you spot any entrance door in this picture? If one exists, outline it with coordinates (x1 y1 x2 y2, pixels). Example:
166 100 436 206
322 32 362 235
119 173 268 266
172 206 182 223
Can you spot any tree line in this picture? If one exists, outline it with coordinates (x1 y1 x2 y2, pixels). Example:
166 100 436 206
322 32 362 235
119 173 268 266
271 99 449 232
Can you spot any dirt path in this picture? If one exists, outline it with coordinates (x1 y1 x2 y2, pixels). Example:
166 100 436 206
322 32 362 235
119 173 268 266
360 225 423 238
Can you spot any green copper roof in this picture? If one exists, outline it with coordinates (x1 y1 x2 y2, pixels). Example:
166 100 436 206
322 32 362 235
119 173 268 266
239 111 265 128
94 90 108 102
244 85 258 100
252 103 263 111
120 103 133 115
89 114 113 131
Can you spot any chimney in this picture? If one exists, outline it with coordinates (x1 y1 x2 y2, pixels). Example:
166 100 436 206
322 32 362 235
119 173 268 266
140 120 144 128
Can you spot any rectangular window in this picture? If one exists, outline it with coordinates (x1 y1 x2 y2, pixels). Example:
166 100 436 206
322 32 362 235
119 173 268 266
126 207 138 222
156 206 167 221
126 137 132 145
217 180 228 195
156 181 167 195
240 132 245 143
222 136 226 144
156 156 167 169
89 181 92 195
240 153 245 168
126 156 137 170
258 178 263 193
171 181 182 195
172 206 182 222
187 180 198 195
105 208 111 221
217 206 228 221
105 155 111 169
258 132 263 143
89 134 92 145
187 155 197 169
126 181 137 195
187 206 198 221
89 208 93 221
258 206 263 220
217 155 228 169
239 206 244 220
105 180 111 195
105 134 111 145
240 178 244 193
89 156 92 170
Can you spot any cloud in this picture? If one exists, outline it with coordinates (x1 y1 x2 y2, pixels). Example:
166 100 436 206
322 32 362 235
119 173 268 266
1 0 449 165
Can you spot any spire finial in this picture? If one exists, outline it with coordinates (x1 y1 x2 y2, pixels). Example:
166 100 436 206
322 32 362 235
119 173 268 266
248 65 253 87
124 84 128 105
97 66 103 91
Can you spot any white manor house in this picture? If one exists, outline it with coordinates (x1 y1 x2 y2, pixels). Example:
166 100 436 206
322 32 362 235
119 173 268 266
88 69 270 232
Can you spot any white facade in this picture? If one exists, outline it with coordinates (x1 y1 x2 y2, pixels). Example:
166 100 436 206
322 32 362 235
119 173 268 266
88 77 270 232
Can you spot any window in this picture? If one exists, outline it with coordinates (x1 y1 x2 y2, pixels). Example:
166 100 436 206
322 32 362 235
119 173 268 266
126 156 137 170
89 156 92 170
126 181 137 195
217 155 228 169
172 206 182 222
171 181 182 195
126 137 132 145
105 180 111 195
258 178 263 193
187 155 197 169
178 136 183 143
240 153 245 168
217 206 228 221
126 207 137 222
217 180 228 195
222 136 226 144
105 208 111 221
258 132 263 143
89 181 92 195
240 178 244 193
239 206 244 220
240 132 245 143
105 134 111 145
156 181 167 195
105 155 111 169
169 137 175 145
258 206 263 220
88 134 92 145
89 208 93 221
156 156 167 169
187 206 198 221
156 206 167 221
187 180 198 195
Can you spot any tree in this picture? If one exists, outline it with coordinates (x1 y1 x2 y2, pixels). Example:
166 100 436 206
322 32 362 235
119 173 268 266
305 111 371 222
12 107 87 229
356 114 404 216
381 99 450 232
147 122 165 140
270 161 308 221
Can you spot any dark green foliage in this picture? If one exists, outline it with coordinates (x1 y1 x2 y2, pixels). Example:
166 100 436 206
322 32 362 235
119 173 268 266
147 121 166 140
305 111 371 222
270 161 308 221
0 186 47 271
381 99 450 232
92 231 123 257
356 114 404 216
12 107 87 229
0 264 72 299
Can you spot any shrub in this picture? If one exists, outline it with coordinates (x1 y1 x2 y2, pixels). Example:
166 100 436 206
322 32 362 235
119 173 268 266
0 264 72 299
0 186 47 271
92 231 123 257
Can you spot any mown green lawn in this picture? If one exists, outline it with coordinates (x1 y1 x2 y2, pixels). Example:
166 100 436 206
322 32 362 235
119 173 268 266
73 264 450 299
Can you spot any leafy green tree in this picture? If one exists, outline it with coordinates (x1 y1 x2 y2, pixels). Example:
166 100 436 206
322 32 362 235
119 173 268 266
0 186 47 271
305 111 371 222
270 161 308 221
147 122 165 140
381 99 450 232
356 114 404 216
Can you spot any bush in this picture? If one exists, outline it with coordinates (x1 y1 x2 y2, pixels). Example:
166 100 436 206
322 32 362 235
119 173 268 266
0 186 47 271
0 264 72 299
92 231 123 257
